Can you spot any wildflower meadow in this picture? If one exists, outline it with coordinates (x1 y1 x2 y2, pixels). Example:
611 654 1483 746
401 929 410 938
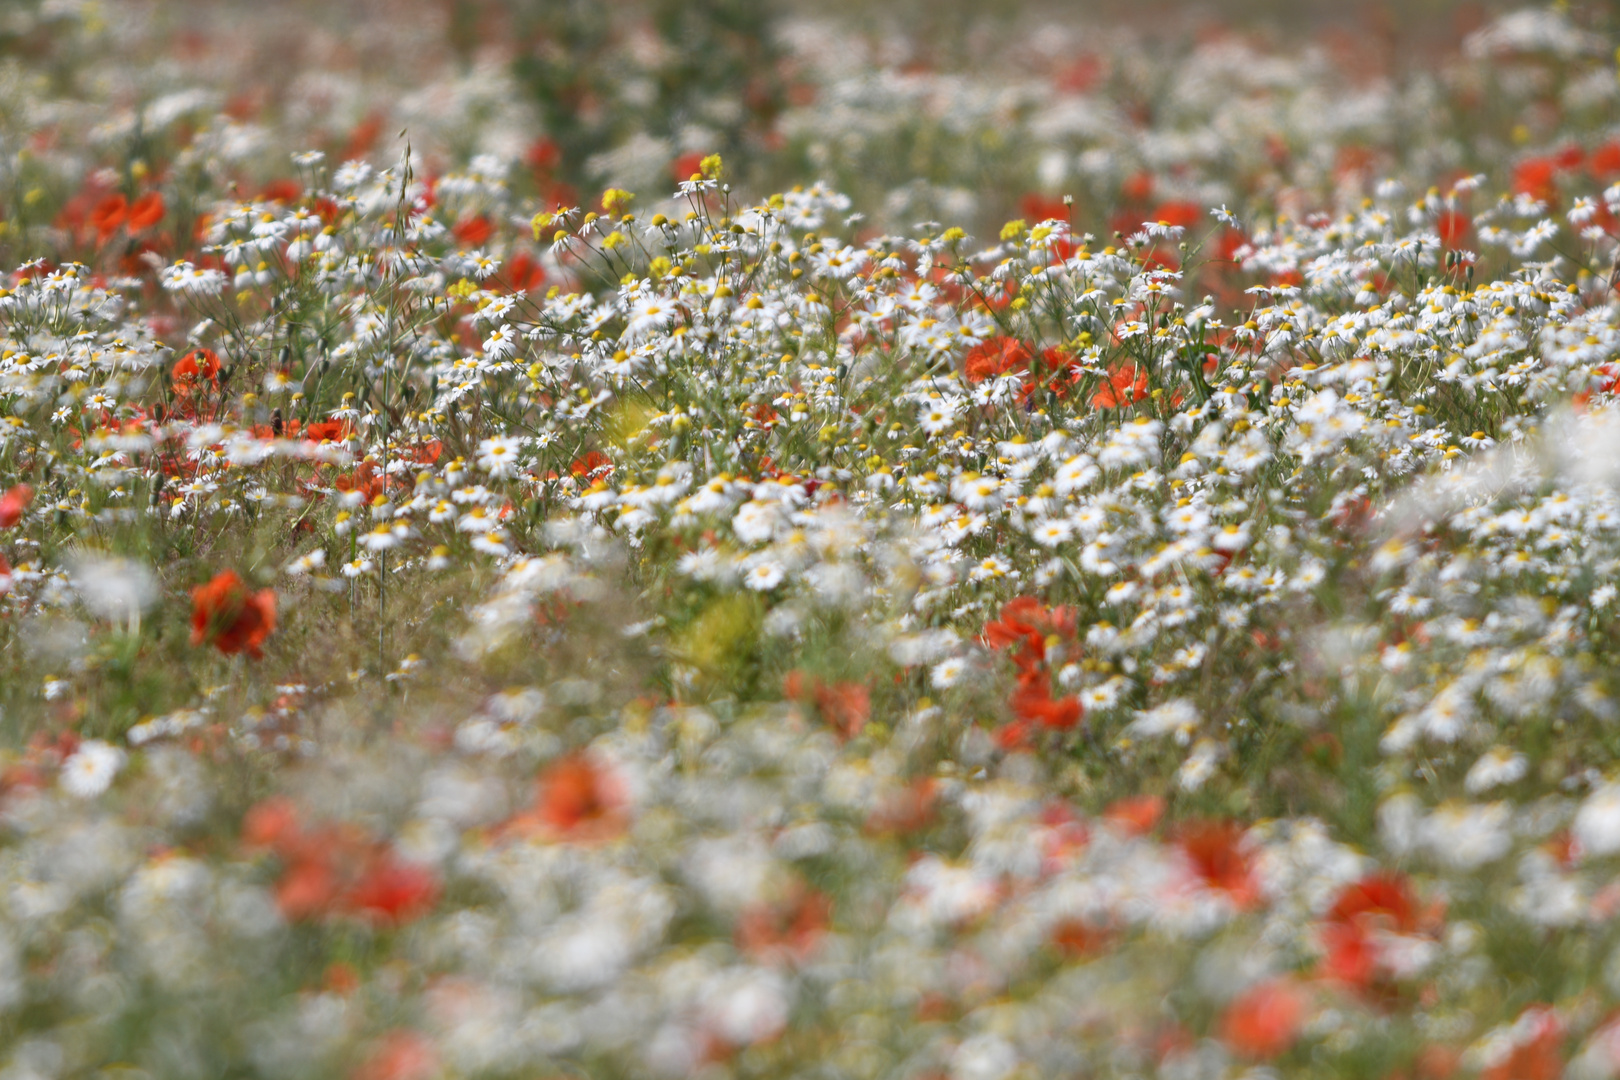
5 1 1620 1077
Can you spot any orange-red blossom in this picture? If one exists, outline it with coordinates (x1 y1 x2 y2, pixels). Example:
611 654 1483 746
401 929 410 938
1220 979 1308 1059
494 752 631 844
983 597 1085 745
242 797 441 928
172 347 221 392
190 570 277 658
0 484 32 528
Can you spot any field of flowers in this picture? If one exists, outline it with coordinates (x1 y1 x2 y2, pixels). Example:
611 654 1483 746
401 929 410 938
5 1 1620 1076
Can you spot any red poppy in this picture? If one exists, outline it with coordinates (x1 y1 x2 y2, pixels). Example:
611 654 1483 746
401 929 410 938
243 798 439 927
1177 819 1260 906
302 419 352 443
242 796 301 850
994 719 1035 751
1029 346 1082 399
528 137 561 177
1436 210 1470 249
1553 143 1586 171
737 882 831 963
340 112 384 162
1513 158 1559 204
533 753 628 842
1010 671 1083 730
815 680 871 738
964 336 1032 383
1021 193 1070 224
982 595 1076 661
1481 1007 1562 1080
1416 1045 1461 1080
88 194 127 241
452 215 493 247
1149 201 1203 230
1319 920 1379 988
866 777 938 834
1592 141 1620 181
1544 829 1579 869
541 180 578 213
173 348 221 392
1054 52 1103 93
1051 917 1112 957
275 850 340 920
334 459 385 502
323 962 361 996
1318 871 1421 991
118 238 171 276
1220 979 1307 1059
0 483 33 528
1104 794 1165 835
353 1030 439 1080
1334 144 1380 184
785 671 873 739
1326 872 1418 932
126 191 165 232
499 251 547 293
1039 800 1090 866
259 178 302 204
569 450 614 479
1122 171 1154 203
346 850 442 926
190 570 277 658
1214 228 1248 263
1091 363 1148 409
671 150 707 184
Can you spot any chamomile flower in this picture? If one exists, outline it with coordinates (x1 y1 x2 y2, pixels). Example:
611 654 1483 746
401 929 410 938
476 436 522 478
743 560 785 591
60 740 125 798
930 657 967 688
470 530 511 556
286 549 327 575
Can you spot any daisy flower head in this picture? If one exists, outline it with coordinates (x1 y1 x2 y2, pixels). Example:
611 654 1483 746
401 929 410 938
931 657 968 688
161 261 227 296
744 560 786 591
457 504 497 533
471 530 511 557
1210 524 1250 552
919 400 958 436
286 549 327 575
483 324 519 360
359 524 404 552
477 436 522 478
60 739 126 799
627 295 677 340
969 555 1012 581
1032 519 1074 548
